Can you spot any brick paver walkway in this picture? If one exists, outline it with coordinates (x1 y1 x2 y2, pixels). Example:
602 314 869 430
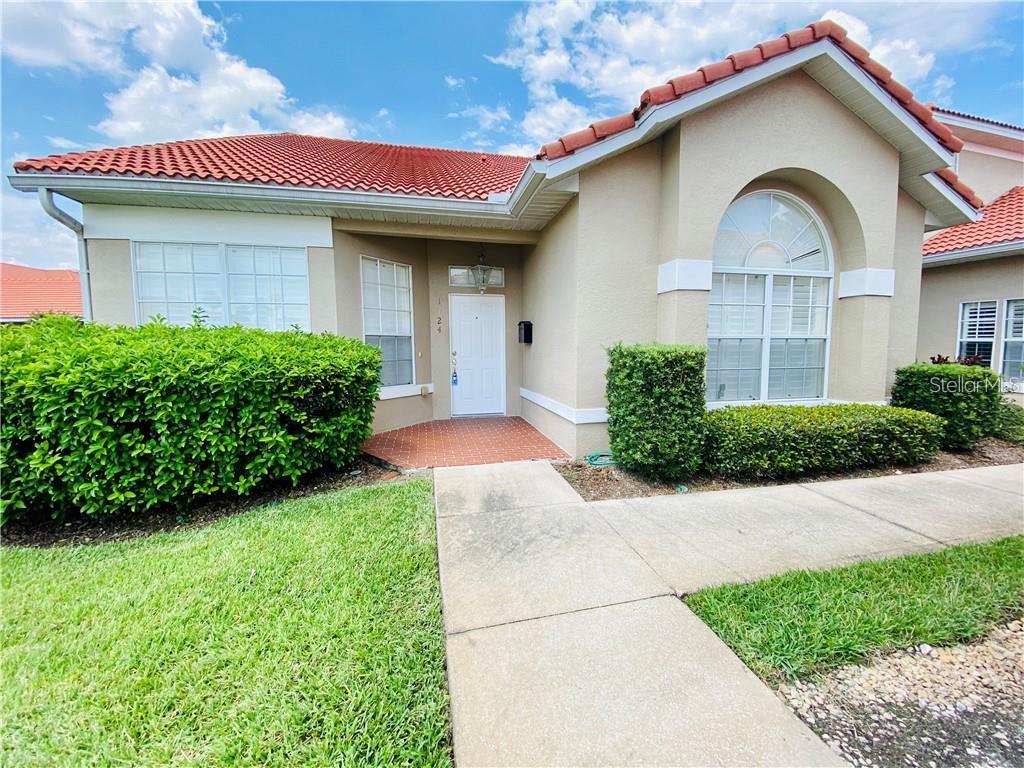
363 416 568 469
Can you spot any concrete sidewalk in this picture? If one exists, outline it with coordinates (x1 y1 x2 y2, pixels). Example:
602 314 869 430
434 461 1023 767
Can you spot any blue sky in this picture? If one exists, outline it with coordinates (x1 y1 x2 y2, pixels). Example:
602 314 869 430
3 1 1022 268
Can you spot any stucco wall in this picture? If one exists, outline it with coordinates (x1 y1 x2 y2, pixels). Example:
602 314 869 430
887 189 927 390
955 149 1024 205
917 255 1024 361
85 238 134 326
668 70 903 402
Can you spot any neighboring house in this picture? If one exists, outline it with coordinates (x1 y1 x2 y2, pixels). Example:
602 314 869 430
917 110 1023 402
8 21 983 455
0 263 83 323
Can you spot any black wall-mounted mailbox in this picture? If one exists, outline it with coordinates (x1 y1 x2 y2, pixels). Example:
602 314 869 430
518 320 533 344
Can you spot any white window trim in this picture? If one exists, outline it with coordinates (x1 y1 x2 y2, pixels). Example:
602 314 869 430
1002 298 1024 392
708 189 835 404
359 254 417 390
956 299 998 369
130 239 311 330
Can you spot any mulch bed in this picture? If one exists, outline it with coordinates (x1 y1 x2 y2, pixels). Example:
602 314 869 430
555 438 1024 502
779 619 1024 768
2 457 402 549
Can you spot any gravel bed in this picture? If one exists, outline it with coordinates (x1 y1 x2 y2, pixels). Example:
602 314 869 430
779 620 1024 768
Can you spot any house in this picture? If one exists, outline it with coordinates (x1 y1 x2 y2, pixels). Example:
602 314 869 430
0 264 83 323
8 20 984 456
916 109 1023 401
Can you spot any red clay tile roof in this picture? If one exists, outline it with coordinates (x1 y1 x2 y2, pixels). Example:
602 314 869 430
12 135 531 201
934 107 1024 133
0 263 82 320
537 19 982 208
923 186 1024 257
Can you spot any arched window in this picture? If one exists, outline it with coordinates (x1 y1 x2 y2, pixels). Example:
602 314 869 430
707 190 833 403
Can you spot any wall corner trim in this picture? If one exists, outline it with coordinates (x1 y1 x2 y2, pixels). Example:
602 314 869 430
837 267 896 298
657 259 713 293
520 387 608 424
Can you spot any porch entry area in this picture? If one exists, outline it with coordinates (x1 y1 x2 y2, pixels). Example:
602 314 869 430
364 417 568 469
450 293 505 416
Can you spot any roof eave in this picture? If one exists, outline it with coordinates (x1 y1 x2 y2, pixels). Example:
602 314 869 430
535 40 974 227
922 239 1024 267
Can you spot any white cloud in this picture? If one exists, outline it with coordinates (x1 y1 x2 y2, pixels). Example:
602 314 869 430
926 74 956 107
1 188 80 270
448 104 512 131
444 75 465 89
3 1 354 146
46 136 86 150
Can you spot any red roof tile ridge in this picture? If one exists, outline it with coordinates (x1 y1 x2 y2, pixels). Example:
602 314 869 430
534 18 979 209
922 185 1024 257
933 107 1024 133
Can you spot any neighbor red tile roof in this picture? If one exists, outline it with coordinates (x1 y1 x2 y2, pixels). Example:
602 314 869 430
13 135 531 201
934 107 1024 133
537 19 982 208
0 263 82 320
922 186 1024 257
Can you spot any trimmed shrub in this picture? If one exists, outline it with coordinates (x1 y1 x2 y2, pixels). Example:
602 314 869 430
992 400 1024 445
1 315 380 522
890 363 1002 449
606 343 706 479
703 404 945 480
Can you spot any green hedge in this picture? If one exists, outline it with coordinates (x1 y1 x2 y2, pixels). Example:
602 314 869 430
890 363 1002 449
1 316 380 522
703 404 945 480
606 343 706 479
993 400 1024 445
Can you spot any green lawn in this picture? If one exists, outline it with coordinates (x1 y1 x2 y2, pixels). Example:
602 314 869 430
2 479 451 767
686 536 1024 683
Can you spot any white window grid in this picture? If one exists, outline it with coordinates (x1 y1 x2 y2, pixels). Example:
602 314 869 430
361 256 414 387
133 241 310 331
449 265 505 288
957 300 997 367
1002 298 1023 386
708 270 832 403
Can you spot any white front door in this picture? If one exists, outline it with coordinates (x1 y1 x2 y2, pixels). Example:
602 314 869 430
450 294 505 416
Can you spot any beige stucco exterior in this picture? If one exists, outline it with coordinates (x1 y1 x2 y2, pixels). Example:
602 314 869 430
955 148 1023 205
918 255 1024 404
77 68 960 457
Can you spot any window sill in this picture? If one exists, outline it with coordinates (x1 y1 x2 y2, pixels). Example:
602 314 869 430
379 383 434 401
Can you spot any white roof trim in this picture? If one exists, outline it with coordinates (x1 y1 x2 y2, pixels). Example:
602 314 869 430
922 239 1024 267
936 112 1024 142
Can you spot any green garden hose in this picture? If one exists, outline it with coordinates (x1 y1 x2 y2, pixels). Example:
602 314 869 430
586 452 616 467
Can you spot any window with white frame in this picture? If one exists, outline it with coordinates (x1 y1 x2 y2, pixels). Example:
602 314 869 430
707 191 832 403
134 241 310 330
361 256 414 387
1002 299 1023 384
957 300 997 367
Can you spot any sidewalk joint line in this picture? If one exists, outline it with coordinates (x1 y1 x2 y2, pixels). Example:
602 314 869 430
798 483 948 546
446 593 672 637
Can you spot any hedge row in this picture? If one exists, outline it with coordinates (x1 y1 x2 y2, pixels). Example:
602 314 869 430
703 404 945 480
1 315 380 522
891 363 1002 449
605 344 948 480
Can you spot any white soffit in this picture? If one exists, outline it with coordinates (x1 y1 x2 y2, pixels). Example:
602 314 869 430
838 267 896 298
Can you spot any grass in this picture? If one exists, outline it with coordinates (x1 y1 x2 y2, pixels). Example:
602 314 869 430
1 479 451 768
686 536 1024 683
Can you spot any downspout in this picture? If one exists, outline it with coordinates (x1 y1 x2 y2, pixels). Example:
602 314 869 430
38 188 92 321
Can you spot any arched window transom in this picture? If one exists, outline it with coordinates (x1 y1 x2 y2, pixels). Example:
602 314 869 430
707 190 833 404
